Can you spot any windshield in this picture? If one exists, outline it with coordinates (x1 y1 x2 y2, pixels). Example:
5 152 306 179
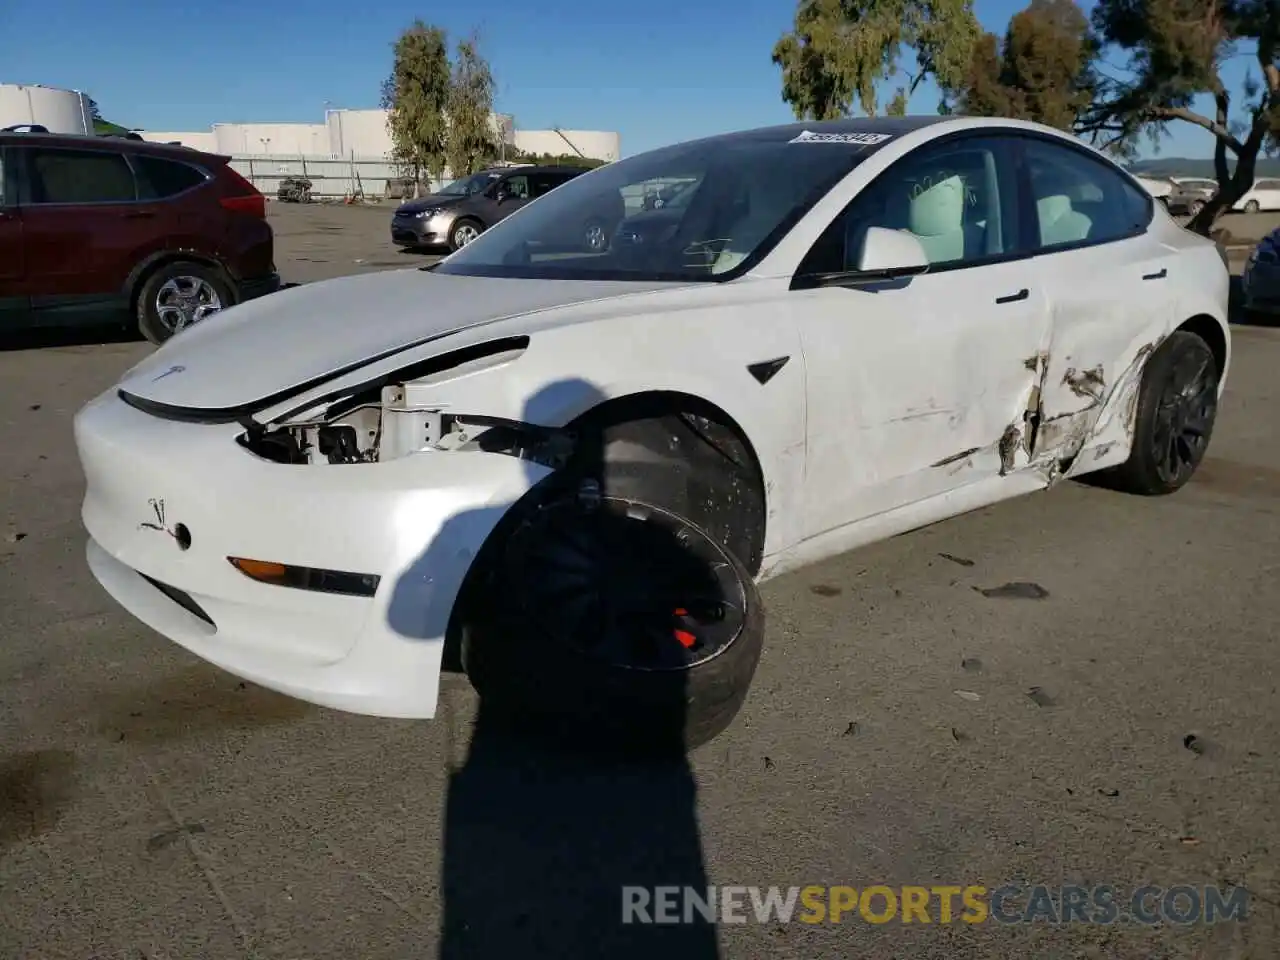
431 137 871 282
436 171 501 196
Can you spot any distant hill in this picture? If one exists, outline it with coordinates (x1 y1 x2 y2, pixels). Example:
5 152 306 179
1127 156 1280 178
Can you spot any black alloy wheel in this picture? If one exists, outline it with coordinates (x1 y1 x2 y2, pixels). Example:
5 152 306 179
1150 342 1218 488
1107 330 1219 495
501 496 748 672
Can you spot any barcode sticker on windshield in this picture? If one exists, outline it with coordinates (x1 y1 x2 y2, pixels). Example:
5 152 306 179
789 130 892 145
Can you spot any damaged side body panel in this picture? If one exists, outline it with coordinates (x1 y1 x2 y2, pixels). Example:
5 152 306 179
1016 313 1167 486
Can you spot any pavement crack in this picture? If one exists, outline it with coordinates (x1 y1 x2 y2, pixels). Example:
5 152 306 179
280 811 427 923
137 756 258 959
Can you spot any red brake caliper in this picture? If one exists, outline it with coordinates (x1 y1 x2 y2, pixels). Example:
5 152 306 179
672 607 697 649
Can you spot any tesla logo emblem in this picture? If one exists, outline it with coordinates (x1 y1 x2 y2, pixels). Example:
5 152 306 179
151 365 186 383
138 498 191 552
139 498 171 535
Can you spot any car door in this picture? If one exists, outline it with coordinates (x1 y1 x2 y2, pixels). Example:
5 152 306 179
1014 136 1175 468
789 134 1053 540
0 147 30 325
19 144 161 323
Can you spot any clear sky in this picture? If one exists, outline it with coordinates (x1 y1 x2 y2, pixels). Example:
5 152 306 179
0 0 1242 158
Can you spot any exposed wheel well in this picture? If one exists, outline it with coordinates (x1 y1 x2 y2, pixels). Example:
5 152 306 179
1177 314 1227 377
565 390 768 570
128 254 232 316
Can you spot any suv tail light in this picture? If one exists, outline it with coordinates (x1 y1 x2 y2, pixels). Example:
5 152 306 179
218 167 267 219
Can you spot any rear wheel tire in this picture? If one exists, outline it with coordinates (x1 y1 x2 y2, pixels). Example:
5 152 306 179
1245 199 1261 213
1107 330 1219 495
135 261 232 345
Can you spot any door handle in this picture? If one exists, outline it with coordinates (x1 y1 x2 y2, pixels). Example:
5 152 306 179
1142 267 1167 280
123 210 155 219
995 288 1030 304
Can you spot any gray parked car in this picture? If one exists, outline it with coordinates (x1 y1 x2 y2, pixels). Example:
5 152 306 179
1164 177 1219 216
390 164 624 253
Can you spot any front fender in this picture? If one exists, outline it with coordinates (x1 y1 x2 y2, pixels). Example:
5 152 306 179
394 318 808 559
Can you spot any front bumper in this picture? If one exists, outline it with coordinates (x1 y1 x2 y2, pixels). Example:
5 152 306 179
391 212 453 248
74 388 548 718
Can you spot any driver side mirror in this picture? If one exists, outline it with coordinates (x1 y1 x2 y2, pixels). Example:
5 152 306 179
855 226 930 275
494 184 511 204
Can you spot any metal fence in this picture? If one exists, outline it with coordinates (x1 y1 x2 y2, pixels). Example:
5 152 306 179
231 154 683 212
229 154 447 200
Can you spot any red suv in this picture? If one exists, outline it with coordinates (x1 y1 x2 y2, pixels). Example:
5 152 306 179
0 132 279 344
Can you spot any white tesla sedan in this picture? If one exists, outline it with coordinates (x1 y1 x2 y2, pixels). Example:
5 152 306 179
74 116 1230 752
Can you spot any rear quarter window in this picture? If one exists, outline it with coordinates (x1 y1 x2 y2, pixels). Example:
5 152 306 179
132 155 209 199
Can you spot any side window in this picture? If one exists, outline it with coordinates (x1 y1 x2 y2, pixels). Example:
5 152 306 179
797 137 1017 275
1023 140 1150 250
503 174 530 199
528 173 566 198
25 148 137 204
132 155 208 199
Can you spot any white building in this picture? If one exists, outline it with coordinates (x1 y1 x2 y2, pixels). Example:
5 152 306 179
143 107 620 163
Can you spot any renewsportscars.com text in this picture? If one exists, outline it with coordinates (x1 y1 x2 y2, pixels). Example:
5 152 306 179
622 884 1249 925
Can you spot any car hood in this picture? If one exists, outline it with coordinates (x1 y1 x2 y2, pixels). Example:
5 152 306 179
395 195 466 215
116 268 682 417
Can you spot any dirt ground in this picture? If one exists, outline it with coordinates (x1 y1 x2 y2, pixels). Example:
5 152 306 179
0 200 1277 959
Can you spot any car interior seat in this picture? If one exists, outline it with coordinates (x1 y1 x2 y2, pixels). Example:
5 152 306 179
881 174 986 264
1033 165 1092 246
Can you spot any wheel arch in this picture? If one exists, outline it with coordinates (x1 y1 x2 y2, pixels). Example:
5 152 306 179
1176 313 1229 384
126 251 234 315
442 387 770 674
451 214 485 232
567 389 768 563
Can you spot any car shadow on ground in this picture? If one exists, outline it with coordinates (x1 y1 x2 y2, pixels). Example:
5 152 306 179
0 324 140 353
382 378 724 959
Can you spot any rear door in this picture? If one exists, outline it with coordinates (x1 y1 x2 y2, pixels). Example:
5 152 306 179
1016 136 1175 466
19 144 164 323
0 146 30 325
130 151 216 254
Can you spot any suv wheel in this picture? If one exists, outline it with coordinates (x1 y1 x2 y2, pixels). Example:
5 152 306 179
136 261 232 345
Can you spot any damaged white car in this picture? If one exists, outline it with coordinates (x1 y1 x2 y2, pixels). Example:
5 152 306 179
74 115 1230 752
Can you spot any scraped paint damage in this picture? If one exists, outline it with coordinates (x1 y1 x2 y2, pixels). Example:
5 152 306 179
1023 339 1160 486
935 336 1162 488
